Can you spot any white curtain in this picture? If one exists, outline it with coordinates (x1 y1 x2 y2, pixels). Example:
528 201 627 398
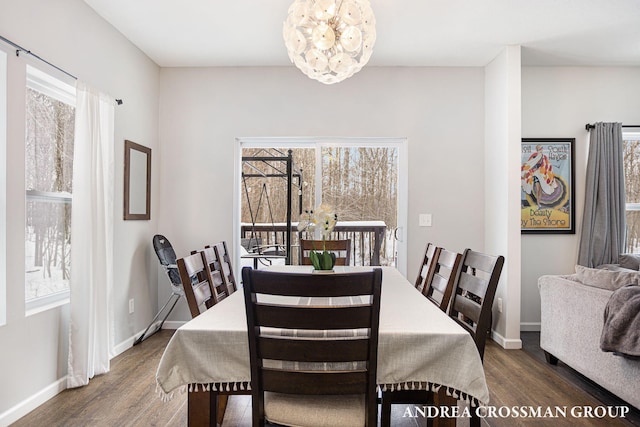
67 82 115 388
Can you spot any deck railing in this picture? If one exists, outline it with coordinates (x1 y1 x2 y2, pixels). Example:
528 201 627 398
240 221 388 266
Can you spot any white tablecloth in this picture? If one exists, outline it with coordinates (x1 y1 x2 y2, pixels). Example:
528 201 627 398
156 266 490 406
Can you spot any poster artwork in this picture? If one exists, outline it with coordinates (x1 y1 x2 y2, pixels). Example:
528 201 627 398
520 138 575 234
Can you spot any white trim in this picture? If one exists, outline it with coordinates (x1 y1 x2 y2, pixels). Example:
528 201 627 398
238 136 406 146
622 131 640 140
520 322 541 332
0 377 67 426
0 321 178 426
491 329 523 349
25 293 69 316
233 139 242 278
0 48 6 327
396 139 409 276
26 65 75 106
161 320 187 330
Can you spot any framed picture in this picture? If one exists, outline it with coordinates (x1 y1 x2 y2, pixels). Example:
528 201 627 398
521 138 575 234
124 140 151 220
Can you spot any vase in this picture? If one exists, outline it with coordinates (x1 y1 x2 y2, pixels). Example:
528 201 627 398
312 268 335 274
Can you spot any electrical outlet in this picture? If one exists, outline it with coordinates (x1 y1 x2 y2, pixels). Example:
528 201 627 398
129 298 135 314
497 298 503 313
419 213 432 227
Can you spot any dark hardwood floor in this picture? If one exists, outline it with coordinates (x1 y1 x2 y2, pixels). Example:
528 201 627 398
11 330 639 427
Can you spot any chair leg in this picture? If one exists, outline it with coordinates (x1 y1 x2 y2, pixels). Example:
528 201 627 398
470 410 481 427
544 350 559 365
216 394 229 426
381 396 392 427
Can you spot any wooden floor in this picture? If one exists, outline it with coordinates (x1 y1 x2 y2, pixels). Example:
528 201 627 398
12 330 639 427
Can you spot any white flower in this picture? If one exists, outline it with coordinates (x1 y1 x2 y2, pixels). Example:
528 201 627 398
298 209 317 233
298 204 338 238
315 203 337 238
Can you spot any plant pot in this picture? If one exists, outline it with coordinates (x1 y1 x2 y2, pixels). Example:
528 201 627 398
312 269 335 274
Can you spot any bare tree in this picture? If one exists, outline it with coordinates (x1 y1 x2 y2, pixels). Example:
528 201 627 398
25 88 74 292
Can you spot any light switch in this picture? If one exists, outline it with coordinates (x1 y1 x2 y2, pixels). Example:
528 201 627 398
419 213 432 227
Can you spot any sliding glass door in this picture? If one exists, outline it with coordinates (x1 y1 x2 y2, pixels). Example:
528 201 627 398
235 137 407 274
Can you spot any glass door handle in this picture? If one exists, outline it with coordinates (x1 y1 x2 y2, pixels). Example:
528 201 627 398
394 227 403 242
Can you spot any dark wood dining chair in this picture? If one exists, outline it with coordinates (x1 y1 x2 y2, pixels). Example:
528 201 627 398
443 248 504 427
197 246 229 304
414 243 441 293
381 248 462 426
300 239 351 266
449 248 505 361
186 245 237 426
176 252 216 318
209 241 238 295
422 248 462 312
242 267 382 427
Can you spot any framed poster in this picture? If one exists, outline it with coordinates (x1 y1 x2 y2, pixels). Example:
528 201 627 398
521 138 575 234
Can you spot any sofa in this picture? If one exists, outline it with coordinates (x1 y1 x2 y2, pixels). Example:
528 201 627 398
538 260 640 410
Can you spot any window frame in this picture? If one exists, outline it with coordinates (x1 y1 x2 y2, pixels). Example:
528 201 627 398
24 65 76 314
623 131 640 254
623 131 640 212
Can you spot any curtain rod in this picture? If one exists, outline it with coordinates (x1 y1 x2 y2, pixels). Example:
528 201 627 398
0 34 123 105
585 123 640 131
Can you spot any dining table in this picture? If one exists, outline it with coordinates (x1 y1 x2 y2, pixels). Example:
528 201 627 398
156 266 490 427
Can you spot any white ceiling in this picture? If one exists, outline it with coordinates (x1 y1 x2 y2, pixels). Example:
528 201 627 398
84 0 640 68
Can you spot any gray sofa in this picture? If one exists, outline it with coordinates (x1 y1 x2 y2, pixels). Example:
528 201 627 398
538 266 640 410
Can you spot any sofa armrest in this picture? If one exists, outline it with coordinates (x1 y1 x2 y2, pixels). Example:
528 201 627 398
538 274 640 409
539 274 613 359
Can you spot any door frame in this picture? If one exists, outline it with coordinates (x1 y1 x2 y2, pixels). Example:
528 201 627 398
234 137 408 276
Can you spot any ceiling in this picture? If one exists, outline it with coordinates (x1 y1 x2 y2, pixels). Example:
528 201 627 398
84 0 640 68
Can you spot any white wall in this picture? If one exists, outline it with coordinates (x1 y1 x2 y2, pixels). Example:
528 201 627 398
158 66 487 322
0 0 159 423
521 66 640 330
484 46 522 348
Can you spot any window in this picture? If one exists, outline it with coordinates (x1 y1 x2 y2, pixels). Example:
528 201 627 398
24 66 75 312
623 132 640 253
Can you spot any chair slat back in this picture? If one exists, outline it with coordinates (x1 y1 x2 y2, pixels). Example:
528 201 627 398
449 249 504 359
242 267 382 427
209 241 237 295
300 239 351 266
423 249 462 312
198 247 229 304
415 243 441 292
261 370 369 396
177 253 215 318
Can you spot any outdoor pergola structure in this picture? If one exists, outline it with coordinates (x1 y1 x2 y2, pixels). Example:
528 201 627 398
241 149 303 265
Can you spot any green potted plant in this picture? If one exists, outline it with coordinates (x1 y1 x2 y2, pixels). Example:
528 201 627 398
298 203 338 271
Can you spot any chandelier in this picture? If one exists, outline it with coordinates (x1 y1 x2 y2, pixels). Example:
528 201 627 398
283 0 376 84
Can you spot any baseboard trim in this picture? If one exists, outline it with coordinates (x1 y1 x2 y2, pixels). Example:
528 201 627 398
520 322 541 332
491 329 523 350
161 320 186 330
1 323 169 426
0 377 67 426
113 321 164 356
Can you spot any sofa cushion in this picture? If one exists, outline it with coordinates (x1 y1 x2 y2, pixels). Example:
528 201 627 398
575 265 640 291
619 253 640 271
